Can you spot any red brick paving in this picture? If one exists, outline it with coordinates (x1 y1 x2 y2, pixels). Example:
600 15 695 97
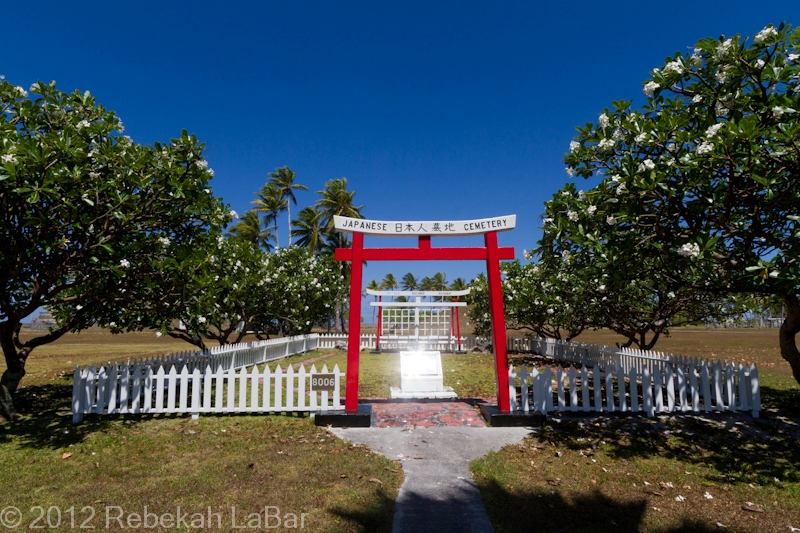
367 400 488 427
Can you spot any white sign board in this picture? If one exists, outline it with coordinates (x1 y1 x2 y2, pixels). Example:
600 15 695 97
392 350 456 399
334 215 516 236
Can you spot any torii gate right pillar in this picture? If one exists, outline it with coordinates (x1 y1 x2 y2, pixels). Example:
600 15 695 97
484 231 511 411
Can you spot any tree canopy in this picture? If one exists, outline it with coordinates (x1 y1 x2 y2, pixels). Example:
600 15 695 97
548 23 800 381
0 79 230 419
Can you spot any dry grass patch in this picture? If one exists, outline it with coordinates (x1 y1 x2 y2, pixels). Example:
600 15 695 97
472 413 800 533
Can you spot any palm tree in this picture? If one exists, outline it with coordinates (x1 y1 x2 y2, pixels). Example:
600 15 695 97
252 184 287 248
366 279 380 325
380 273 398 291
316 178 364 234
449 277 468 302
432 272 448 301
420 276 435 301
268 167 308 246
292 206 326 254
228 209 276 251
401 272 419 292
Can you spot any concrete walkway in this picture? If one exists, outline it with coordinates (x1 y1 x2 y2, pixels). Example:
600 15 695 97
330 426 531 533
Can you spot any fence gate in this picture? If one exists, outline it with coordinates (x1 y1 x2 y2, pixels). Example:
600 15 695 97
334 215 516 411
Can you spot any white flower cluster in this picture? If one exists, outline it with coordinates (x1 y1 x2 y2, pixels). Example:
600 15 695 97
229 210 239 219
697 141 714 154
587 205 597 215
643 81 659 97
638 159 656 172
677 242 700 257
15 86 27 98
705 123 724 137
157 236 171 247
606 215 617 225
754 25 778 44
119 259 130 268
717 38 734 57
569 140 580 153
598 138 615 151
1 154 18 165
663 60 684 74
565 167 574 177
567 211 579 222
598 113 610 128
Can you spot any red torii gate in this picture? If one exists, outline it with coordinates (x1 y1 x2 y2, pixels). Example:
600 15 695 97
334 215 516 412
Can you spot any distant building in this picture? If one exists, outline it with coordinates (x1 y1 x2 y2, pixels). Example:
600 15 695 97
29 311 57 332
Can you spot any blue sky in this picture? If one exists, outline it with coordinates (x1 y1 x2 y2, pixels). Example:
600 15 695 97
7 1 799 322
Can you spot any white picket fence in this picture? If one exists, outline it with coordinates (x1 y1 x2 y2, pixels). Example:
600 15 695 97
508 360 760 418
121 334 320 373
71 334 336 423
72 363 344 423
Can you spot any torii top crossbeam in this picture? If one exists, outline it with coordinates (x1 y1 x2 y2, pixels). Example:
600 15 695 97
334 215 516 412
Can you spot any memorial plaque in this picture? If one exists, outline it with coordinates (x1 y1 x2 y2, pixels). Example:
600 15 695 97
310 374 336 391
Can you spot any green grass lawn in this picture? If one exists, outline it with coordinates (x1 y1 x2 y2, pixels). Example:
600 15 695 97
1 328 799 532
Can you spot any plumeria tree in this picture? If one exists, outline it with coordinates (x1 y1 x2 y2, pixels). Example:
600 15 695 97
257 247 348 336
538 185 745 349
468 260 595 341
0 79 230 420
133 243 347 347
559 24 800 382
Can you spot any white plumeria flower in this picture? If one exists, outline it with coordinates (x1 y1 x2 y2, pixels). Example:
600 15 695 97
643 81 659 96
15 86 27 98
675 495 686 502
598 138 615 151
569 140 580 152
754 25 778 43
788 53 800 62
598 113 610 128
229 210 238 219
197 316 207 324
678 242 701 257
663 60 683 74
567 211 579 222
1 154 18 165
667 291 675 299
692 94 703 104
697 141 714 154
565 167 574 177
76 305 83 310
587 205 597 215
156 332 163 337
606 215 617 225
638 159 656 171
119 259 130 268
706 123 724 137
703 492 713 499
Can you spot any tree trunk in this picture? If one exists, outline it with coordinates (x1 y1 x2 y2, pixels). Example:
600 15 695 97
0 326 28 421
779 292 800 385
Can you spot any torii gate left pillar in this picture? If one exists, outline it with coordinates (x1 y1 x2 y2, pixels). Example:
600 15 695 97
316 215 518 427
